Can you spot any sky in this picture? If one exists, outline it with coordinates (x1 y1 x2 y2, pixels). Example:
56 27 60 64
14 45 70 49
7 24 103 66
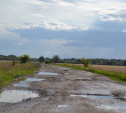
0 0 126 59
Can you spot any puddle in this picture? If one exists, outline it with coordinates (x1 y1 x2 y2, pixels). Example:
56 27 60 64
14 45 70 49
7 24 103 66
37 72 60 76
0 90 39 103
14 78 45 87
25 78 45 82
98 103 126 113
70 94 114 99
57 105 68 108
14 81 30 87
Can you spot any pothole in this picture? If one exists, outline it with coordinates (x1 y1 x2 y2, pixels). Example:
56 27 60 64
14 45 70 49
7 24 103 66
14 81 30 87
70 94 114 99
14 78 45 87
73 78 92 81
25 78 45 82
0 90 39 103
57 105 68 108
37 72 60 76
98 103 126 113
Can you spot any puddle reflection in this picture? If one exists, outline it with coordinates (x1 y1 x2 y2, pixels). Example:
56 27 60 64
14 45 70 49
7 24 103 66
0 90 39 103
70 94 114 99
37 72 59 76
98 103 126 113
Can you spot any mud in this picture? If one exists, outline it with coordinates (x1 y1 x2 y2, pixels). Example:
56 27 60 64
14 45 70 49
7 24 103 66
0 64 126 113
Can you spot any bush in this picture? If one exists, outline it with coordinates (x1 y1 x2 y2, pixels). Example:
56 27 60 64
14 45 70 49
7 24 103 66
81 57 91 67
45 59 52 64
20 55 30 64
12 60 16 66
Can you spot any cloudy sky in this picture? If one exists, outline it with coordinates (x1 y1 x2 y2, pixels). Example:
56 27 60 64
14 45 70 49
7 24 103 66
0 0 126 58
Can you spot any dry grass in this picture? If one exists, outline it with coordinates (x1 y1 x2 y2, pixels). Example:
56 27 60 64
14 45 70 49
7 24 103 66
74 64 126 74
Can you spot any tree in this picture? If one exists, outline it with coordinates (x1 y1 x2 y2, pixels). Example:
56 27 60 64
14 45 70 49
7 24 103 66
38 56 45 63
19 55 30 64
123 60 126 66
52 55 60 63
81 57 91 67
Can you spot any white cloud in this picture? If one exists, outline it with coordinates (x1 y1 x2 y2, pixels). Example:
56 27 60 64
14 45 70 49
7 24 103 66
1 0 126 31
32 14 46 18
122 29 126 32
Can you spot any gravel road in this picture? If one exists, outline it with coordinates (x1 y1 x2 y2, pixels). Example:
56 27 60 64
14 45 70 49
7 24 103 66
0 64 126 113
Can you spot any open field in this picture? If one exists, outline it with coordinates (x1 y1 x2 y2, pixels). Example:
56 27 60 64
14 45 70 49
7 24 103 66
75 64 126 74
0 60 41 88
54 63 126 82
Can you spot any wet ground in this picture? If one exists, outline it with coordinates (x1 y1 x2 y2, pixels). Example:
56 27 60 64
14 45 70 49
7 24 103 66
0 64 126 113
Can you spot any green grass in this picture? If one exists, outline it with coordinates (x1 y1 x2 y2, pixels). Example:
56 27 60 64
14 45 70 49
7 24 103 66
53 63 126 82
0 62 41 88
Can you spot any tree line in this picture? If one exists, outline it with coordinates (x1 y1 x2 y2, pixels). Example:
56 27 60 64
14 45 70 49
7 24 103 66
0 54 126 66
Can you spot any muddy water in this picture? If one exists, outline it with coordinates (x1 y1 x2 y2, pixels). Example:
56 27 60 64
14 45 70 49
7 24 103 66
37 72 59 75
0 90 39 103
98 103 126 113
14 81 30 87
14 78 45 87
25 78 45 82
70 94 114 99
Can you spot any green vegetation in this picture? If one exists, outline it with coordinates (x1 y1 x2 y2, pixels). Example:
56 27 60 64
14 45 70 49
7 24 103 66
38 56 45 63
123 60 126 66
20 55 30 64
53 63 126 82
12 60 16 66
52 55 60 63
0 62 41 88
81 57 91 67
45 59 52 64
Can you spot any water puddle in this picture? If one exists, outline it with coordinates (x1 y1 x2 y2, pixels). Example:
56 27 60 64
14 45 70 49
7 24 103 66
98 103 126 113
57 105 68 108
14 81 30 87
37 72 60 76
14 78 45 87
0 90 39 103
70 94 114 99
25 78 45 82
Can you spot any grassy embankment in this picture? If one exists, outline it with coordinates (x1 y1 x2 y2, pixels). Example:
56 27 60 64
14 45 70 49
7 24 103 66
53 63 126 82
0 61 41 88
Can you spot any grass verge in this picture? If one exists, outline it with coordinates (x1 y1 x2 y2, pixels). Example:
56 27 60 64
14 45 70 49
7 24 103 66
52 63 126 82
0 62 41 88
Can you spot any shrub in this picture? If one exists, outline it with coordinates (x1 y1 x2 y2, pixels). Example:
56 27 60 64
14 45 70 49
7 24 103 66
45 59 52 64
81 57 91 67
20 55 30 64
12 60 16 66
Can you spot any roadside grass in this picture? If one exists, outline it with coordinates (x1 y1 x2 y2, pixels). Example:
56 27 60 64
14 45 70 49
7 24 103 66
53 63 126 82
0 61 41 88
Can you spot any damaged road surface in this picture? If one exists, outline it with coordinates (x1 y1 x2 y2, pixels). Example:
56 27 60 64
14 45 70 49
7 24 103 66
1 64 126 113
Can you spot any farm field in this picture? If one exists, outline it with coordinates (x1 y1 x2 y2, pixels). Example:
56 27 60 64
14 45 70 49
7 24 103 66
75 64 126 74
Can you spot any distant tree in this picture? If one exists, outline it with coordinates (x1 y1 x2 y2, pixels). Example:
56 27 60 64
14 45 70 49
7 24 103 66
38 56 45 63
81 57 91 67
19 55 30 64
52 55 60 63
123 60 126 66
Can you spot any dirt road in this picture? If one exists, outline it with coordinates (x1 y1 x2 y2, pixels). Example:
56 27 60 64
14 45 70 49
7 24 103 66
0 64 126 113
